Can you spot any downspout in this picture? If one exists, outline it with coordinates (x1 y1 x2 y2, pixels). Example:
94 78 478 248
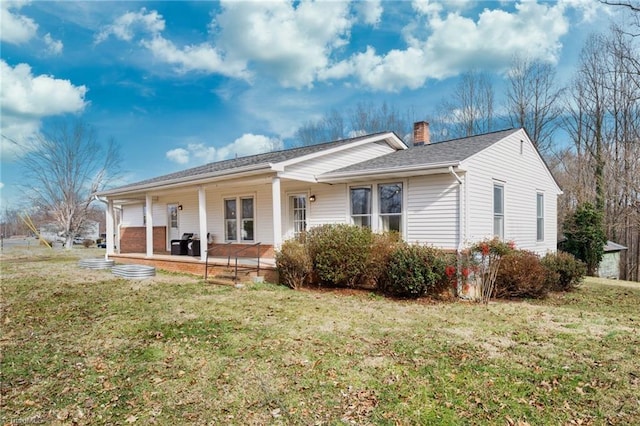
449 166 465 298
448 166 464 253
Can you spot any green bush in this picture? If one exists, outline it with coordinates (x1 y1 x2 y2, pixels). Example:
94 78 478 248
541 251 586 292
494 250 548 299
275 239 312 289
305 224 373 287
379 244 448 298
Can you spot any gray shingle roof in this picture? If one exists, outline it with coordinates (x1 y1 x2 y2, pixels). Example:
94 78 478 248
105 132 391 193
324 128 518 175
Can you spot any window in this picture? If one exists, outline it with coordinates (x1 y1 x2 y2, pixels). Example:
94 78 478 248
224 199 237 241
493 184 504 239
350 187 371 228
225 196 255 242
241 197 254 241
289 195 307 238
379 183 402 233
536 193 544 241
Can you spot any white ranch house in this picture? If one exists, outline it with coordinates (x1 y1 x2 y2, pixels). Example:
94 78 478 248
96 122 561 277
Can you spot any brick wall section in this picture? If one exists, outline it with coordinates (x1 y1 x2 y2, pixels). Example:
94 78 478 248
120 226 167 253
206 243 275 259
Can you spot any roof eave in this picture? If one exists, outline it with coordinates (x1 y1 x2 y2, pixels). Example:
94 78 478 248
317 162 464 183
96 163 274 197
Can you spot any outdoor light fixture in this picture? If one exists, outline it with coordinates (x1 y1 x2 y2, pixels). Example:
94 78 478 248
178 205 183 210
309 195 316 202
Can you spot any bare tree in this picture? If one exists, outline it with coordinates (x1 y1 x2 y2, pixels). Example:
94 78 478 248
293 101 416 146
561 28 640 281
19 120 121 249
437 70 496 139
506 56 564 155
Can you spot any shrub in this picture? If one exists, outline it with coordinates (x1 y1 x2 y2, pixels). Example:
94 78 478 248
494 250 548 299
541 251 586 292
362 231 402 287
275 239 312 289
379 244 448 298
82 239 94 248
305 224 373 287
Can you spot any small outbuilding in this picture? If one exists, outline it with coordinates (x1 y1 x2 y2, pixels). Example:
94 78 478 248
597 240 627 279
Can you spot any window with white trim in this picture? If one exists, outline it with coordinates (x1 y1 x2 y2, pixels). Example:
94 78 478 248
241 197 254 241
350 187 371 229
224 199 237 241
379 183 403 233
493 183 504 239
536 193 544 241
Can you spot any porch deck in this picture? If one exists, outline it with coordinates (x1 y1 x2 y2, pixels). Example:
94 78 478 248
107 252 277 281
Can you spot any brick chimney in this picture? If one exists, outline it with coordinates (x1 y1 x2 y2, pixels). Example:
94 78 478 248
413 121 430 146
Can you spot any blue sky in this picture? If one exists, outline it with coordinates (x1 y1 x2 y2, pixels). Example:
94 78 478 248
0 0 621 209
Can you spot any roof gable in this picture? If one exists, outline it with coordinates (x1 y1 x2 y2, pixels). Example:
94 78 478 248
319 129 519 179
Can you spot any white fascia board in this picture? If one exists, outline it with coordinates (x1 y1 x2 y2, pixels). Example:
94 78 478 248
317 162 464 183
273 133 407 169
97 163 273 197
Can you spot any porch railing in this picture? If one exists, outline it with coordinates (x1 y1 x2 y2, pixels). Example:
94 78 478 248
204 242 262 282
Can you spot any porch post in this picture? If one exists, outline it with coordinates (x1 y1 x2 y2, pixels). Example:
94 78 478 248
272 176 282 250
145 193 153 257
198 186 208 261
105 198 115 258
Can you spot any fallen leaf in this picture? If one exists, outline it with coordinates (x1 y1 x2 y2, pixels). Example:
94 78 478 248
125 414 138 423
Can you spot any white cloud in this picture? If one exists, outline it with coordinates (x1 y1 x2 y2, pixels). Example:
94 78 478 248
165 148 190 165
355 0 383 26
0 1 38 44
43 33 63 55
0 60 88 158
215 0 352 88
322 0 572 91
98 2 353 88
165 134 282 166
140 35 248 78
94 7 165 43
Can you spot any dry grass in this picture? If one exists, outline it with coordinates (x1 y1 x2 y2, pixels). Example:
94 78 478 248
1 246 639 425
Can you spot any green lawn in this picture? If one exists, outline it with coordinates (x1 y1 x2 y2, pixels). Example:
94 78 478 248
1 248 639 425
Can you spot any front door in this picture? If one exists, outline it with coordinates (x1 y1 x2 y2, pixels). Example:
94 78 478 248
167 203 180 249
288 194 307 239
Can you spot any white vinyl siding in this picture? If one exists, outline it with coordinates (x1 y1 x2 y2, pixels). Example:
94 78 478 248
463 129 560 255
406 174 460 249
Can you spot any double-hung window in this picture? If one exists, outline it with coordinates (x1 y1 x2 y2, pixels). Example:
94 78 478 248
379 183 403 233
536 193 544 241
241 197 254 241
225 196 255 242
350 187 372 228
493 183 504 239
